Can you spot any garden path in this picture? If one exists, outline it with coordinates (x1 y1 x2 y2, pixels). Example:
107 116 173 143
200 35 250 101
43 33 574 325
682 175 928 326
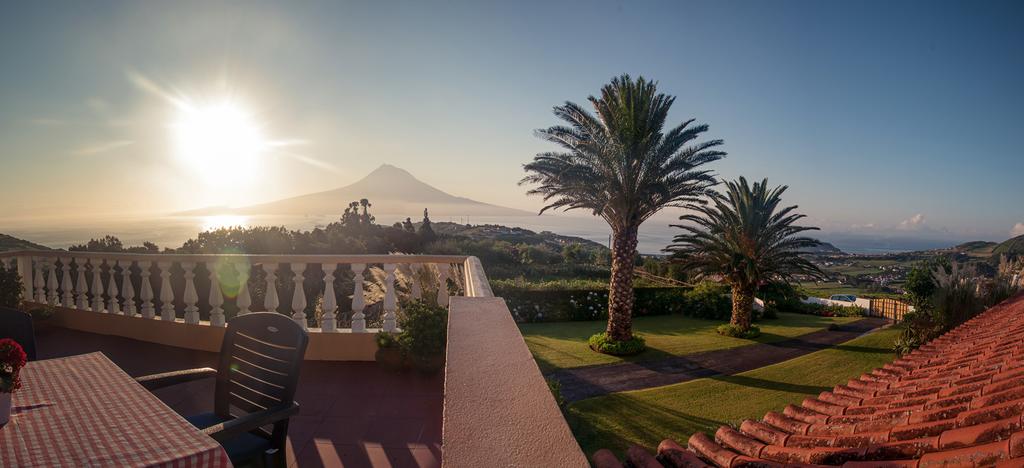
548 317 888 402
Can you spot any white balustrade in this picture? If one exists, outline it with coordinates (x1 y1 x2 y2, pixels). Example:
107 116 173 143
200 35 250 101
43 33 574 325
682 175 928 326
122 261 136 316
60 258 74 308
235 262 252 316
139 261 155 319
182 262 199 324
290 263 307 330
320 264 338 332
350 263 366 332
75 258 89 310
107 262 120 315
208 266 225 327
382 263 397 332
33 258 45 303
158 261 174 321
8 252 487 334
45 259 59 305
91 260 105 312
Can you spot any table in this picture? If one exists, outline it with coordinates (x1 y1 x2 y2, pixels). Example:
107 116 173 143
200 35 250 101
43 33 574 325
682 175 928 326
0 352 231 467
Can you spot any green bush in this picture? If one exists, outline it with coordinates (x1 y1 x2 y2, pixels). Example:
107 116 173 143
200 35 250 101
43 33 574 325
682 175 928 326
397 300 448 358
716 324 761 339
588 332 646 356
797 302 865 317
0 266 23 309
500 287 690 322
683 281 732 320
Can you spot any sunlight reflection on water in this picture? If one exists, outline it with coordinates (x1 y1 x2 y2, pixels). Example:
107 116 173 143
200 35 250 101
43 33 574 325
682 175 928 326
200 215 250 232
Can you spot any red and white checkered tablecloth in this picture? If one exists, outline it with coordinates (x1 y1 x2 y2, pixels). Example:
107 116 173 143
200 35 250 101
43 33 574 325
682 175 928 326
0 352 232 468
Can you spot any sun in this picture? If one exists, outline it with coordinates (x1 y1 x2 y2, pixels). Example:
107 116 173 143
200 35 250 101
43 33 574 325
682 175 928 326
171 99 267 184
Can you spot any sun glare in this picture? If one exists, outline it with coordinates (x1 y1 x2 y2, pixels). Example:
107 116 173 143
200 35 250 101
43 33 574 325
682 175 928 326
172 99 267 184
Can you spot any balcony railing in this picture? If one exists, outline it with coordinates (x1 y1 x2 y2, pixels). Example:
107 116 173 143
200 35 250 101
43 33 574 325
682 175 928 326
3 251 492 332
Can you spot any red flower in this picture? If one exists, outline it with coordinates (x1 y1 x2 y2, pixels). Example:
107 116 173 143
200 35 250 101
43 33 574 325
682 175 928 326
0 338 27 393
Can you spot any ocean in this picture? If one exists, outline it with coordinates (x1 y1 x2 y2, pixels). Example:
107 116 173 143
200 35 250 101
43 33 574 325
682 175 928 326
3 213 958 255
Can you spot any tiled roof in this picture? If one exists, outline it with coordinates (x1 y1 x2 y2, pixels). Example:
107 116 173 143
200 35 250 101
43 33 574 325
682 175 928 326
593 293 1024 468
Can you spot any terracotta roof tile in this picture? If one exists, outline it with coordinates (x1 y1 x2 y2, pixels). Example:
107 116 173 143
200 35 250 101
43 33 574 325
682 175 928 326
595 294 1024 467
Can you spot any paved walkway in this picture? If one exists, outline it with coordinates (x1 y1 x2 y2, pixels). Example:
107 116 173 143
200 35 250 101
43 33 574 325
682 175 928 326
548 317 889 402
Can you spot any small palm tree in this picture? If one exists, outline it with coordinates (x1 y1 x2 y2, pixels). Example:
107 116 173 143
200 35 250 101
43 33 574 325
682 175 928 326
667 177 824 332
522 75 725 343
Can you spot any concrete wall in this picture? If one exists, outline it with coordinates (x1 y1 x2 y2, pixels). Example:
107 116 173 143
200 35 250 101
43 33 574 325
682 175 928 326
442 296 588 467
48 306 379 361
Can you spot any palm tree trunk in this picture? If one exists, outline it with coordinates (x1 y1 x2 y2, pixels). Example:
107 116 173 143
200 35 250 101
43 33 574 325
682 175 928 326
606 225 638 341
730 283 755 331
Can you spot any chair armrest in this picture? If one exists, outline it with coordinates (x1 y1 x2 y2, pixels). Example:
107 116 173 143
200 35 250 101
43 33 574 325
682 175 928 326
201 402 300 442
135 367 217 391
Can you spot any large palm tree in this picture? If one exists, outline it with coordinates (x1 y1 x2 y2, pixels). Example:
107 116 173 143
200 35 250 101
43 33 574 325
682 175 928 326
522 75 725 343
667 177 824 332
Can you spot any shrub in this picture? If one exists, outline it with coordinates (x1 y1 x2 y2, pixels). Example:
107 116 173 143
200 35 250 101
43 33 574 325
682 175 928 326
588 332 646 356
397 300 448 358
716 324 761 339
500 287 689 323
798 302 864 317
683 281 731 320
0 266 23 309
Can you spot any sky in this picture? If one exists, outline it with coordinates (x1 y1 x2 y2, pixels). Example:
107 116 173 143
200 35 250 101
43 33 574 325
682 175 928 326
1 0 1023 246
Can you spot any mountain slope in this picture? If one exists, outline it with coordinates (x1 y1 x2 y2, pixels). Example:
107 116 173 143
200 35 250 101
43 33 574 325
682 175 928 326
182 164 533 217
993 234 1024 256
0 233 51 251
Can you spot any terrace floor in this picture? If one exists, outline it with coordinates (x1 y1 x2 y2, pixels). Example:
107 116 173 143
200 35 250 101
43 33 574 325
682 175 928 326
34 325 443 468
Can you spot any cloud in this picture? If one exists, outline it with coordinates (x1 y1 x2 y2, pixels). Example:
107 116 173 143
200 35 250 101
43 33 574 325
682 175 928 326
851 223 877 230
1012 223 1024 237
898 213 926 230
72 140 134 156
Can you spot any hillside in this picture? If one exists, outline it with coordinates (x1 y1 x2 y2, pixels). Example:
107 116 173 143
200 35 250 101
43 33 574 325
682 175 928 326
180 164 532 217
993 234 1024 256
802 240 844 255
0 233 50 251
432 222 607 251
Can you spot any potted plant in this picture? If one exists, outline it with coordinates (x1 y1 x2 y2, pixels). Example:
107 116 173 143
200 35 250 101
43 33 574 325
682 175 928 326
0 338 28 426
375 331 406 371
397 300 447 374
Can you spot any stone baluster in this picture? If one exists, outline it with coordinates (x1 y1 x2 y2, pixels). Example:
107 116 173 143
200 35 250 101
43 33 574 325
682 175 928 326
290 263 307 329
121 261 136 316
45 258 59 305
139 261 156 319
60 257 74 307
382 264 398 332
182 262 199 324
409 264 423 300
91 259 106 312
263 263 279 313
435 263 450 308
75 258 89 310
350 263 366 332
33 257 45 303
158 261 175 321
235 262 252 316
107 261 121 315
320 264 338 332
208 265 225 327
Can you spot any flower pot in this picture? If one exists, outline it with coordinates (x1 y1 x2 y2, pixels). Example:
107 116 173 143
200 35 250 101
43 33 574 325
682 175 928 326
0 392 11 426
375 347 407 372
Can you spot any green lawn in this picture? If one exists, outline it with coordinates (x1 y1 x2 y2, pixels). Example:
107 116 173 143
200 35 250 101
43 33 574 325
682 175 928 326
519 312 862 373
565 326 900 457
